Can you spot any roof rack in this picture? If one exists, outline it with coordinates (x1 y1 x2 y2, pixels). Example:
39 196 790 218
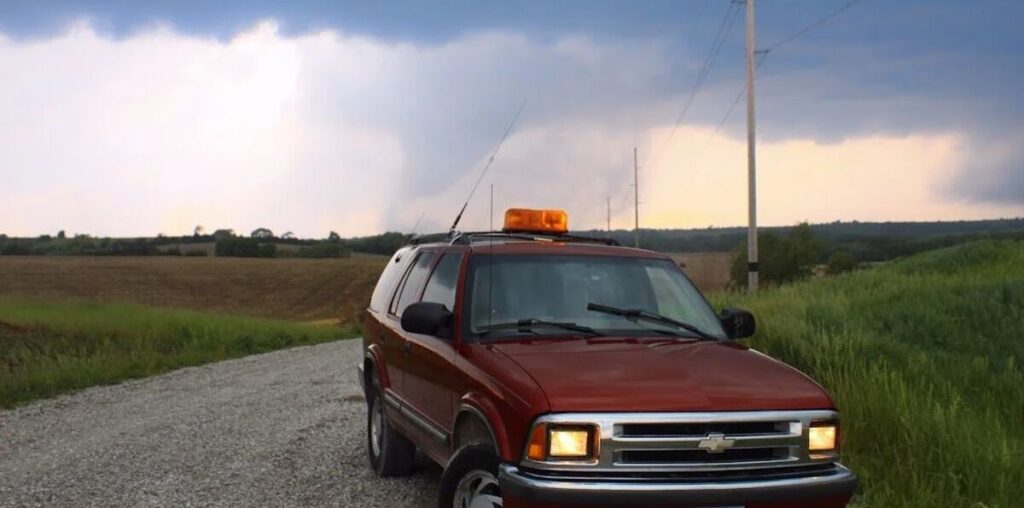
448 231 620 246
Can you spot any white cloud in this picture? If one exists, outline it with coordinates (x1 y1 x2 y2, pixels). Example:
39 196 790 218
0 21 1020 238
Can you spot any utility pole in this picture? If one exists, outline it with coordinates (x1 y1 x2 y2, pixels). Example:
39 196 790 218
745 0 759 291
633 146 640 248
606 195 611 232
489 184 494 232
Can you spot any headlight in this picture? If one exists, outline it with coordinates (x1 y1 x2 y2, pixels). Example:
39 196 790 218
549 428 591 458
525 423 598 461
809 422 838 452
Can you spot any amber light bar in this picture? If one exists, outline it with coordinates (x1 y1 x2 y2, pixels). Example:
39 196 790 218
503 208 569 234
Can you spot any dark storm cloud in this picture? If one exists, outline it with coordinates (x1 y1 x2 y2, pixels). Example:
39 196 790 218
1 0 1023 208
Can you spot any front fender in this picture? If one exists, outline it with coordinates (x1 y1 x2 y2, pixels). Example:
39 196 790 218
459 393 514 461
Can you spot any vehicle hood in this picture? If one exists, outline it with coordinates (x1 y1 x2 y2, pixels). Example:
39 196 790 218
491 337 833 412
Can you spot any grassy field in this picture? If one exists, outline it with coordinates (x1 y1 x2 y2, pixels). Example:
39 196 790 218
0 255 388 325
2 243 1020 506
712 240 1023 507
668 251 733 291
0 299 358 408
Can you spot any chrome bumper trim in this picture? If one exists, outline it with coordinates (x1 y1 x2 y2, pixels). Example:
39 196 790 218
499 463 857 505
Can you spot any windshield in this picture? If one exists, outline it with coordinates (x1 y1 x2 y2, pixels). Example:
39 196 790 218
466 254 726 339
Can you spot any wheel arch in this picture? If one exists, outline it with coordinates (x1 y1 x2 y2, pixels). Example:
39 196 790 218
363 344 389 394
454 396 511 461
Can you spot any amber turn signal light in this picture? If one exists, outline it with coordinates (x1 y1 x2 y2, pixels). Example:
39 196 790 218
503 208 569 234
526 423 547 461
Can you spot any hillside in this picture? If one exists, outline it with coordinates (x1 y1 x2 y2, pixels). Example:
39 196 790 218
712 240 1024 507
577 217 1024 260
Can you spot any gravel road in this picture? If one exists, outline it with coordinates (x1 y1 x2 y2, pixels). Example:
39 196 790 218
0 340 439 507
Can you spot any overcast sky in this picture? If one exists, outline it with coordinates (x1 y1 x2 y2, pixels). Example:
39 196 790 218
2 0 1022 237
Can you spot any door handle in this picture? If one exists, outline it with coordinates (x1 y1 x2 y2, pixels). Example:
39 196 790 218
402 341 412 356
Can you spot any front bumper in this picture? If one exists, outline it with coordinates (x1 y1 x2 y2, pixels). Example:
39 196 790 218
499 463 857 507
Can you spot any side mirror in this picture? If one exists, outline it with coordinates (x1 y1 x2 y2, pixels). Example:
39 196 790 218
401 302 454 339
720 308 756 340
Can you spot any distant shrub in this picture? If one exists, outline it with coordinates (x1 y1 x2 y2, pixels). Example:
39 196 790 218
215 237 276 258
344 231 409 255
297 242 352 259
825 252 859 275
730 223 822 288
1 243 32 255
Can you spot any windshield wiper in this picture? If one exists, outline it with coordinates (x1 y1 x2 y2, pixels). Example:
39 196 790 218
586 303 718 341
478 318 599 337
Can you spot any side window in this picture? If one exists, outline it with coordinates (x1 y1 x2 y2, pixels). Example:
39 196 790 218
422 253 463 312
369 248 412 312
390 252 436 316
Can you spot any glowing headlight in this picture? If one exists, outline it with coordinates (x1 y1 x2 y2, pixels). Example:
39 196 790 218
809 423 838 452
549 428 591 458
525 423 597 461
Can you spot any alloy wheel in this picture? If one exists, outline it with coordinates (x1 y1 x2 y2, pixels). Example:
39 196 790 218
452 469 502 508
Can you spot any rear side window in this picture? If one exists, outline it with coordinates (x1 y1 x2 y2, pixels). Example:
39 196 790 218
391 252 436 316
369 248 413 312
422 253 463 312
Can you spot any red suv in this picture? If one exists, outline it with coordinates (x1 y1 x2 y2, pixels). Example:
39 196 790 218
359 209 857 508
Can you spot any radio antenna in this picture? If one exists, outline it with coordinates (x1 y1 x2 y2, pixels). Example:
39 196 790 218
405 211 426 242
448 99 527 234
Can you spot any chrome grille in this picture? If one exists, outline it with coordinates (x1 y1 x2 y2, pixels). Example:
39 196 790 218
521 410 839 474
620 420 784 437
619 447 788 464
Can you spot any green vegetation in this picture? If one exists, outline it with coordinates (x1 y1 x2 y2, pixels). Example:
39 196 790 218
711 240 1024 507
825 251 860 275
0 299 358 408
0 230 352 258
5 218 1023 259
214 236 278 258
578 217 1024 261
729 222 822 288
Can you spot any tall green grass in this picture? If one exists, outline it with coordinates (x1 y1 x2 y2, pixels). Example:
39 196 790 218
0 299 357 408
712 240 1023 507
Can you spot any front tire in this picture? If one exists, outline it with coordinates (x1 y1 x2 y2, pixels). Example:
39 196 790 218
366 378 415 476
438 445 502 508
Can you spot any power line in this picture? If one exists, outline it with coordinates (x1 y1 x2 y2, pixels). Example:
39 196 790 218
694 0 864 161
703 51 768 150
623 0 864 226
764 0 865 52
650 0 742 165
617 0 742 221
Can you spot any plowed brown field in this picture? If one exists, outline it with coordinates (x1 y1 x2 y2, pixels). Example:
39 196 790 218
0 255 388 324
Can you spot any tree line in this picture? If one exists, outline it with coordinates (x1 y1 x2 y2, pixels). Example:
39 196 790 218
3 218 1022 266
0 227 354 259
578 218 1024 263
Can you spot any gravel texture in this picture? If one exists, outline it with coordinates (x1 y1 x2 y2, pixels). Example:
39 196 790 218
0 340 439 507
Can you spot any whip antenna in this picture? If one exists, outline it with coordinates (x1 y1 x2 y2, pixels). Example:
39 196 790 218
449 99 527 234
405 211 426 243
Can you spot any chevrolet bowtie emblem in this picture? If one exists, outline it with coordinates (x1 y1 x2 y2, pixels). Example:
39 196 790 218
697 432 735 454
